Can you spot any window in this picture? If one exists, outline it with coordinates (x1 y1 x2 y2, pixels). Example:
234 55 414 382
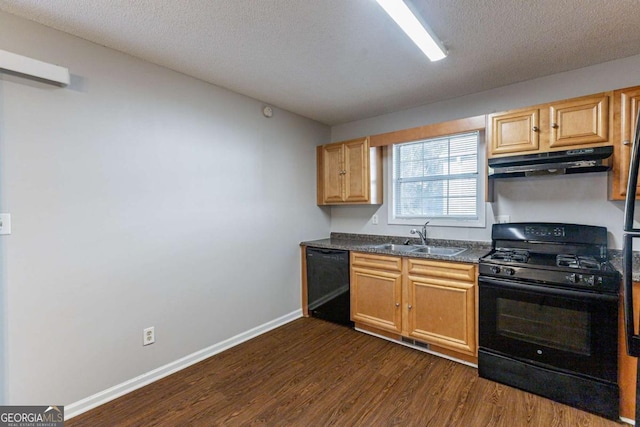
391 131 481 224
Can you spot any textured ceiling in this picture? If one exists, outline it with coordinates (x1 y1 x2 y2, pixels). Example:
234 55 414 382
2 1 640 125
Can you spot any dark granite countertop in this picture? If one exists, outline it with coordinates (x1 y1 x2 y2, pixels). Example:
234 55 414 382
608 249 640 282
302 233 640 281
301 232 492 264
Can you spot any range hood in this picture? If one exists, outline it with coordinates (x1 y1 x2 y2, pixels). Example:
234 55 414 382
488 146 613 179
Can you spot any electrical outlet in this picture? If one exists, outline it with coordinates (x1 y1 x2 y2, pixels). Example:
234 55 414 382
372 214 379 225
0 213 12 235
496 215 511 224
143 327 155 346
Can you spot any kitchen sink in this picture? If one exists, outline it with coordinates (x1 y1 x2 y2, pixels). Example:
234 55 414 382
366 243 420 253
364 243 467 257
411 246 467 256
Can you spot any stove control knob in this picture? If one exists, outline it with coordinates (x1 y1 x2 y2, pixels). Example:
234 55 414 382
567 273 580 284
504 268 515 276
490 266 501 274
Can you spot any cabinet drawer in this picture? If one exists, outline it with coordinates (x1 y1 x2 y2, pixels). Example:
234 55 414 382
351 252 402 271
406 258 476 282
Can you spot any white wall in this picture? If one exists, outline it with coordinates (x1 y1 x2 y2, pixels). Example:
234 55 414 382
330 55 640 249
0 11 330 406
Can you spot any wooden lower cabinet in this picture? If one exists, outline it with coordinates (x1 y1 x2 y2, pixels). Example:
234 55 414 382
405 259 477 357
350 253 403 333
350 252 478 362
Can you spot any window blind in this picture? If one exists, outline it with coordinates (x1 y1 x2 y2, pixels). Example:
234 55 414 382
393 131 479 219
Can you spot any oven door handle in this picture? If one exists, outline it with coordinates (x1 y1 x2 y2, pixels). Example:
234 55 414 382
478 276 619 303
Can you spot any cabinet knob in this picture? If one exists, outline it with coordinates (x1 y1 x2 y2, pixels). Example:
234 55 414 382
624 140 631 146
408 304 412 310
551 123 559 129
395 302 400 307
532 126 539 132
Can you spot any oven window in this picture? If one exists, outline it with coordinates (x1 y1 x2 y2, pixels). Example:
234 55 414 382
496 298 591 355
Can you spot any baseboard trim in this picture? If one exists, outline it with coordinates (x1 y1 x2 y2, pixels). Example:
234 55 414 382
620 416 634 425
65 309 302 420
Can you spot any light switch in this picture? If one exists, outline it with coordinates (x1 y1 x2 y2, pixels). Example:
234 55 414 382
0 213 11 235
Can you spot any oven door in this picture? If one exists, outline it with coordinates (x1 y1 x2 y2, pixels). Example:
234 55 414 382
479 275 618 383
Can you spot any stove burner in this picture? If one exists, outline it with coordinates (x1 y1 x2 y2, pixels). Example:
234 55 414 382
556 254 601 270
490 249 529 263
480 223 619 298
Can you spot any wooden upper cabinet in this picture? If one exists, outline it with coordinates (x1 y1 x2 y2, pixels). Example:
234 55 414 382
321 144 344 203
548 94 609 148
344 139 369 202
610 85 640 200
317 137 383 205
488 108 540 155
488 92 612 158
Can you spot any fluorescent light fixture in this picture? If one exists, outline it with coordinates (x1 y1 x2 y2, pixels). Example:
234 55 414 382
376 0 447 62
0 49 70 86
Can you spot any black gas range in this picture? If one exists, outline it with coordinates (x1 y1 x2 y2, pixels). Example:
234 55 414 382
478 223 619 294
478 223 620 420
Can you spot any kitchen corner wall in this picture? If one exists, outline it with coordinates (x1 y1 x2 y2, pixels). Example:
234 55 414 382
331 55 640 250
0 11 330 406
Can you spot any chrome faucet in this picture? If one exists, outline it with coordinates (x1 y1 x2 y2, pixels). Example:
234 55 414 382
410 221 430 245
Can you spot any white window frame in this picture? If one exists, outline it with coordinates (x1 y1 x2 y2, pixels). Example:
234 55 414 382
386 130 486 228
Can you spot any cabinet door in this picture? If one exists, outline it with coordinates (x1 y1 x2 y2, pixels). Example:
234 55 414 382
351 257 403 334
405 259 476 356
405 276 476 355
610 86 640 200
318 137 381 206
344 138 369 202
487 108 540 157
548 94 610 149
321 143 344 203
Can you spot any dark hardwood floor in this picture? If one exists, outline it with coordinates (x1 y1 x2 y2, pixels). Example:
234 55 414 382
67 318 627 426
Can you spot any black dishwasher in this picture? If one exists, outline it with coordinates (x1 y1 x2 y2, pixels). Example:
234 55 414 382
306 248 353 327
